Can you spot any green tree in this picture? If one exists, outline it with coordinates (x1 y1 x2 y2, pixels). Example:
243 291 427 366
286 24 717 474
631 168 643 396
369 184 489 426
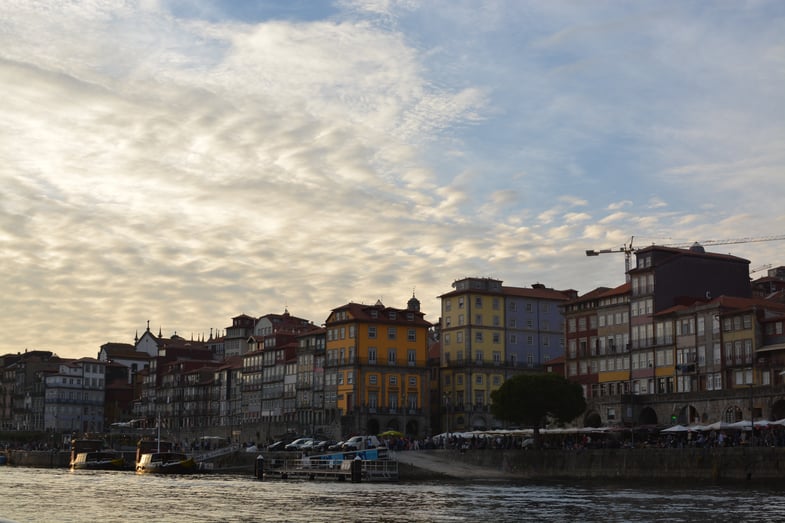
490 373 586 444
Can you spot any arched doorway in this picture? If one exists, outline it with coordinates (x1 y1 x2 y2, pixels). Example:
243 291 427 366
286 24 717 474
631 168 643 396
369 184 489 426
405 420 419 438
677 405 699 425
638 407 658 426
723 406 743 423
584 411 602 428
771 399 785 420
366 418 380 436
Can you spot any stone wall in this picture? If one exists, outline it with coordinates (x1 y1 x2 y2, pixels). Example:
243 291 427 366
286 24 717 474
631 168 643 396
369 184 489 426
438 447 785 482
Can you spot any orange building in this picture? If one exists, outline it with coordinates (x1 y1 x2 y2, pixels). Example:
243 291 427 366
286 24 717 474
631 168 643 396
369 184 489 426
324 295 432 438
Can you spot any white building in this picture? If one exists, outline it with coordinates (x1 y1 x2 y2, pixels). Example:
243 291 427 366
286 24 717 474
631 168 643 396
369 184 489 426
44 358 106 434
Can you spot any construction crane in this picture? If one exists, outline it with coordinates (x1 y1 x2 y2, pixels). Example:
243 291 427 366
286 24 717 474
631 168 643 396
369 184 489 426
585 234 785 279
750 264 772 275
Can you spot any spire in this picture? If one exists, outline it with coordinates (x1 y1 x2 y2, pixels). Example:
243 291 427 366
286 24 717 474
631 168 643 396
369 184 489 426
158 326 162 338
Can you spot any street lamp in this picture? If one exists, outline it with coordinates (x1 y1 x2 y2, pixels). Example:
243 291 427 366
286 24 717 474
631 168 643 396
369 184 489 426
401 388 407 438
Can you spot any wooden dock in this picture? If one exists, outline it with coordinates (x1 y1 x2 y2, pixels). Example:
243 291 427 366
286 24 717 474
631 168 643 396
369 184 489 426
260 455 398 482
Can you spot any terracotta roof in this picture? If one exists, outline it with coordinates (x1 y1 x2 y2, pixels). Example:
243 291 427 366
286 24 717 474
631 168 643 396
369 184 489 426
501 286 578 301
599 282 631 297
328 302 431 327
563 286 613 305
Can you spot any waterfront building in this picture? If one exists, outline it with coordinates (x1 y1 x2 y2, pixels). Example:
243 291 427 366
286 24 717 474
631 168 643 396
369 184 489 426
324 295 431 439
211 356 243 441
439 277 576 432
2 351 59 431
563 286 612 402
132 330 215 426
294 327 330 437
224 314 257 358
628 244 750 396
242 310 318 442
44 357 107 433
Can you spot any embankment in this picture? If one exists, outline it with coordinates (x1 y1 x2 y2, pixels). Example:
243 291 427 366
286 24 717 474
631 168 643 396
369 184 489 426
395 447 785 482
7 447 785 483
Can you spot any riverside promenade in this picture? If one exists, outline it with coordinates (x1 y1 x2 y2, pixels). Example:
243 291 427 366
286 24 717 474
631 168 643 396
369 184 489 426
394 447 785 483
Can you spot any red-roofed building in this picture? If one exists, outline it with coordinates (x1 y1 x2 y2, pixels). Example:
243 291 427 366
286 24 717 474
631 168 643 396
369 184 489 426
325 294 432 439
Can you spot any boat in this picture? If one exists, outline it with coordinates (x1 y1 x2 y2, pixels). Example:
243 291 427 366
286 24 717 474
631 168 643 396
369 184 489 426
135 451 198 474
69 439 128 471
135 439 199 474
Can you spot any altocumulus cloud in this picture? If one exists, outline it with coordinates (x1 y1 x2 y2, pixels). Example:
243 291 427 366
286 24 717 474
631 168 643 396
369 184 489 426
1 0 785 357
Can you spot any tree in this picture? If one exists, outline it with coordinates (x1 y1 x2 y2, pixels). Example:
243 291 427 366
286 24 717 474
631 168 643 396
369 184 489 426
490 373 586 444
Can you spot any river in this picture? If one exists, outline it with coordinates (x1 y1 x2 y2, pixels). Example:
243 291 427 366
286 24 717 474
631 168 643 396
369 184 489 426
1 466 783 522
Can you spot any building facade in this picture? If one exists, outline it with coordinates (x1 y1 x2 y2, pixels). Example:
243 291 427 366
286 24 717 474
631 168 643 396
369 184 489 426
325 295 431 439
439 277 576 432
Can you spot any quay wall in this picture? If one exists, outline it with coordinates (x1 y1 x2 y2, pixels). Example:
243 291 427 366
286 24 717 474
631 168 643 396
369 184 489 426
7 447 785 482
415 447 785 482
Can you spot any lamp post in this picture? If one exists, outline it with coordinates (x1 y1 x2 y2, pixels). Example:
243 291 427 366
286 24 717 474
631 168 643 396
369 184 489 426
443 392 450 448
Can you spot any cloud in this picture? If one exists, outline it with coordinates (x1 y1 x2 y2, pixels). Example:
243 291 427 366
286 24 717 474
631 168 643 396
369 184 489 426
1 0 784 357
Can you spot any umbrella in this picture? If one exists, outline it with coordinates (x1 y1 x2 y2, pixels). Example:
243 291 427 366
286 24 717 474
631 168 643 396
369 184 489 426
661 425 689 433
378 430 403 438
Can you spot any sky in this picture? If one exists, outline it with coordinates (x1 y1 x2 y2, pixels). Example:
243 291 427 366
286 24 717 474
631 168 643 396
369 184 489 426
2 0 785 359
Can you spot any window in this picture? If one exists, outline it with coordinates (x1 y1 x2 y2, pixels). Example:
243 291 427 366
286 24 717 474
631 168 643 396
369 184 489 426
387 349 397 364
387 327 397 340
458 297 464 309
389 311 397 320
408 350 416 365
368 326 377 339
368 347 377 364
492 332 500 343
475 331 483 342
456 332 463 343
476 351 483 363
476 374 483 384
475 297 482 308
407 329 416 342
369 374 378 385
390 375 398 385
475 314 482 325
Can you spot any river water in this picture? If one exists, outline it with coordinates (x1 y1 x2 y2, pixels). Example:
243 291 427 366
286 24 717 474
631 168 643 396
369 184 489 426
2 466 784 522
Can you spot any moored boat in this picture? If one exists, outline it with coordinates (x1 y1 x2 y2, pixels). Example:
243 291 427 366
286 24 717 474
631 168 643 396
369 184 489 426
135 439 200 474
71 450 127 471
69 439 128 471
135 451 198 474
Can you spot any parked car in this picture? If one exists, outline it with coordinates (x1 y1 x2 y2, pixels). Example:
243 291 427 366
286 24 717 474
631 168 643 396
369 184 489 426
285 437 314 451
266 440 286 451
312 440 335 452
327 441 345 451
342 435 382 451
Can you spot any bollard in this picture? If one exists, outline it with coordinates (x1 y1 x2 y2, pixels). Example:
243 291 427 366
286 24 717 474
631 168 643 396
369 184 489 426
350 456 362 483
255 454 264 480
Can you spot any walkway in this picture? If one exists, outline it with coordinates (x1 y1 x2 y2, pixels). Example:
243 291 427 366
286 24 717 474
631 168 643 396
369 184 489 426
392 450 513 480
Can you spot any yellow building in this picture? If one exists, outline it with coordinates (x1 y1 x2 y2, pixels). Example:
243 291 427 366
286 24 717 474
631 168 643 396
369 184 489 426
324 295 432 438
